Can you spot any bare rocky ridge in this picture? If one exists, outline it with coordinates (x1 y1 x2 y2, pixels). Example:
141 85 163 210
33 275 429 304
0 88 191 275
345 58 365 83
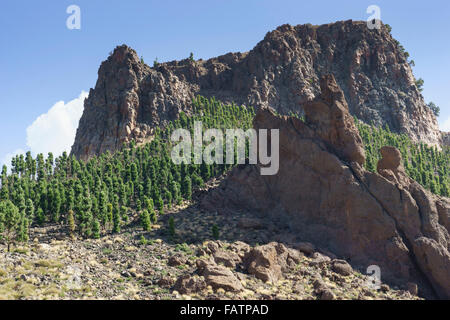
72 20 442 160
202 75 450 299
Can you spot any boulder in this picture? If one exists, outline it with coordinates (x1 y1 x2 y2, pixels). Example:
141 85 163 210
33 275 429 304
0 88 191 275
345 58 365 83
310 252 331 267
173 275 206 294
197 260 243 292
168 254 187 267
229 241 251 259
243 242 289 283
213 250 241 268
293 242 316 256
157 276 174 288
331 259 353 276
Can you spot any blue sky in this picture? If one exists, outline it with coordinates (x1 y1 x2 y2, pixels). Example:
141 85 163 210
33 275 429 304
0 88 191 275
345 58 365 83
0 0 449 166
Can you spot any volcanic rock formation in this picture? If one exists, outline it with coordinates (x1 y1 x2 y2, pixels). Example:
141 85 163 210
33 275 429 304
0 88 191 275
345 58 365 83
442 132 450 147
72 20 442 160
202 75 450 299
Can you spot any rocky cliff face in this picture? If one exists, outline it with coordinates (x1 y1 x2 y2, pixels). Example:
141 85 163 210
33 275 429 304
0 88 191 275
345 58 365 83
71 20 442 160
442 132 450 147
202 75 450 299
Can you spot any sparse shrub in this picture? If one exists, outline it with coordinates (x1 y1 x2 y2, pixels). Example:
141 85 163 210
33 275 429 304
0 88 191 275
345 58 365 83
175 243 193 255
385 24 392 33
427 102 440 117
139 235 147 246
415 78 424 92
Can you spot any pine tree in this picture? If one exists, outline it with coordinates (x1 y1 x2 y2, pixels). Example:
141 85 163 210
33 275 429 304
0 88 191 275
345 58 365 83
17 214 29 242
0 95 445 241
168 216 175 238
68 209 76 238
113 206 121 233
182 176 192 199
25 199 34 228
92 218 101 239
0 200 21 251
212 224 219 240
150 207 157 224
140 209 151 231
36 207 45 225
106 203 113 230
156 196 164 214
120 206 129 223
51 188 62 222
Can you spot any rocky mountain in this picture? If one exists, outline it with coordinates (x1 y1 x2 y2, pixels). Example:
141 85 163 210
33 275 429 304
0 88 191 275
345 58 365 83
202 75 450 299
71 20 442 160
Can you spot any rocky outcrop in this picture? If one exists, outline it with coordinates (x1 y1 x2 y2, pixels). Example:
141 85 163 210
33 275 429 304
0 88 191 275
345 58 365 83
243 242 304 283
174 274 206 294
72 20 442 160
202 75 450 299
302 74 366 165
243 242 289 283
442 132 450 147
196 259 243 292
331 260 353 276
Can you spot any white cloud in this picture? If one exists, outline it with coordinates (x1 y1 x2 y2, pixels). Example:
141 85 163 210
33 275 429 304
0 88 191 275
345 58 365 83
25 91 88 157
1 149 26 169
440 116 450 132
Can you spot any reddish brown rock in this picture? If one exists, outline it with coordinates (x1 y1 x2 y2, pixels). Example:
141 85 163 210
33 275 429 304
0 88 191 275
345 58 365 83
203 74 450 299
213 250 241 268
72 21 442 160
302 75 366 165
173 275 206 294
310 252 331 267
196 260 243 292
331 259 353 276
157 276 174 288
293 242 316 256
167 254 187 267
243 242 289 283
229 241 251 260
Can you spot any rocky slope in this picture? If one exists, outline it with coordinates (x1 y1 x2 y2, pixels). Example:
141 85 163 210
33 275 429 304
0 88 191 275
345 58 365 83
72 20 441 160
0 215 419 301
202 75 450 299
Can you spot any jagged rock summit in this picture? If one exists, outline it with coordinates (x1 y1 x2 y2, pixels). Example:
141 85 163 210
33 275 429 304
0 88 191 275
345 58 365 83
202 75 450 299
71 20 442 160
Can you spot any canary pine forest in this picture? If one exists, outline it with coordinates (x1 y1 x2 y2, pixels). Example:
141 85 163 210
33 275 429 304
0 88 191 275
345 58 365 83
0 96 449 249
